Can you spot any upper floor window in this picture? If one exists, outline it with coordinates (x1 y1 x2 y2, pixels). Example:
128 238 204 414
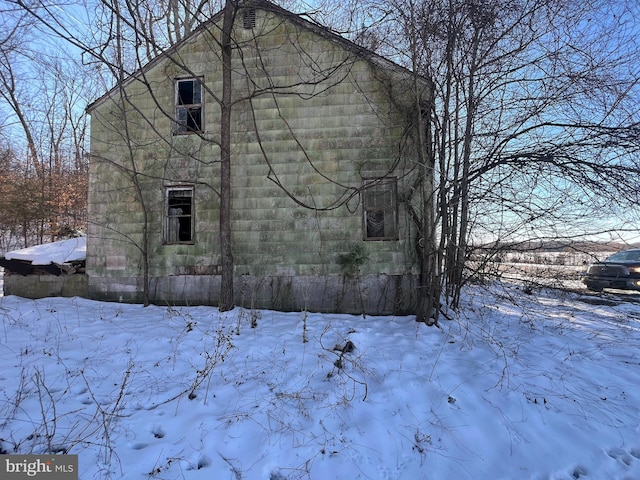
165 186 194 244
175 78 202 134
362 178 398 240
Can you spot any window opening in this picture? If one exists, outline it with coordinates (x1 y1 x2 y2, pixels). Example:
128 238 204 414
362 178 397 240
166 187 194 243
175 78 202 134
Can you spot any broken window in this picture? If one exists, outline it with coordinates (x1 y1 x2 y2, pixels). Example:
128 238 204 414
362 178 397 240
175 78 202 134
165 187 194 243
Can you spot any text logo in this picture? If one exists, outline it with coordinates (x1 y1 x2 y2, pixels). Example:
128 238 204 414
0 455 78 479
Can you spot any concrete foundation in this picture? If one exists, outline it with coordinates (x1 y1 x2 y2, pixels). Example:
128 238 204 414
88 273 417 315
3 274 88 299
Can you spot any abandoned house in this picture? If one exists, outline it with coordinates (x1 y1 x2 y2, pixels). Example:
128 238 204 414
86 0 432 314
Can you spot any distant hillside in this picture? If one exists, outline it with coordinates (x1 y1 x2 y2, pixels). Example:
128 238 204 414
472 240 639 253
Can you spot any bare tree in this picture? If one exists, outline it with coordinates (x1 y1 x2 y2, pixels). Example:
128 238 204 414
219 0 235 310
342 0 640 320
0 4 89 246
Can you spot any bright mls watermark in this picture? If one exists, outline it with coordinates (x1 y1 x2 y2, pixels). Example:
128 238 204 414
0 455 78 479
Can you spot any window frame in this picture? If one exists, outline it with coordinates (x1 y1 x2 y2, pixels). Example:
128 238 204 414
164 186 195 245
174 78 203 135
361 177 398 241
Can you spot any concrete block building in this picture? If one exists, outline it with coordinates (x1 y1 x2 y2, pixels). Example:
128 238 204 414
86 0 431 314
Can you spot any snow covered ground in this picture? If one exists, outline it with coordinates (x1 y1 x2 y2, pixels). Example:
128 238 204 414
0 284 639 480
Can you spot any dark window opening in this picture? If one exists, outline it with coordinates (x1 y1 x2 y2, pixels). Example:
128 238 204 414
363 179 397 240
366 210 386 238
243 8 256 29
166 188 194 243
175 79 202 134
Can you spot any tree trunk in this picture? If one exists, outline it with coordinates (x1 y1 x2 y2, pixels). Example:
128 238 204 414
219 0 235 311
407 0 439 326
449 28 479 308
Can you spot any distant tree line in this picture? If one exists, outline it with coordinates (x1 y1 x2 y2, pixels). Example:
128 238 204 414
0 145 87 250
0 7 90 250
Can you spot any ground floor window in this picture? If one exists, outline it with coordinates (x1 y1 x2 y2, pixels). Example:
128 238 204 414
362 178 397 240
165 186 194 243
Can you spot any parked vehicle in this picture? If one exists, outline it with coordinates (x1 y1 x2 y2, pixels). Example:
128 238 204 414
584 249 640 291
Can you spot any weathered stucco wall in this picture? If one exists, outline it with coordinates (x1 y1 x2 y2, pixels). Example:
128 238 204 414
87 4 427 314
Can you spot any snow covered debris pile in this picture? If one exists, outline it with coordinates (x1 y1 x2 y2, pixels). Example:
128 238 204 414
4 236 86 265
0 237 85 276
